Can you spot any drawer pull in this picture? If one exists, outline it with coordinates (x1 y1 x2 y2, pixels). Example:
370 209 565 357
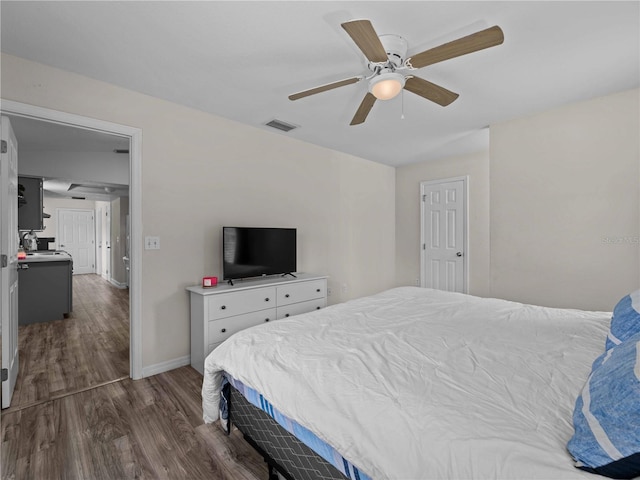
316 306 321 310
285 314 290 318
221 328 226 333
221 305 226 310
265 297 270 302
265 318 270 322
285 294 290 298
316 288 321 292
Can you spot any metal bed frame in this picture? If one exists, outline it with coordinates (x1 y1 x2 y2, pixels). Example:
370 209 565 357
227 383 348 480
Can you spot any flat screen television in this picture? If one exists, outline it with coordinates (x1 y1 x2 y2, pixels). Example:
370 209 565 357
223 227 296 282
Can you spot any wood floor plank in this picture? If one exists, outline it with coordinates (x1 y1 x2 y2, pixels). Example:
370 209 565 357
8 274 130 411
1 368 268 480
2 274 268 480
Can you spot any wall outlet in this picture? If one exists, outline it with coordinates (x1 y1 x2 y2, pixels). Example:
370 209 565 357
415 277 421 286
327 287 332 296
145 236 160 250
340 283 348 294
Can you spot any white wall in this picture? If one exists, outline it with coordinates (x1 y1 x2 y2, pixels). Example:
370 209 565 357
490 88 639 311
395 151 491 296
1 53 396 368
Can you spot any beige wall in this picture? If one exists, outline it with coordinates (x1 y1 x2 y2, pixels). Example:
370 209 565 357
395 151 491 296
7 51 636 370
490 88 640 311
2 53 396 368
396 89 639 311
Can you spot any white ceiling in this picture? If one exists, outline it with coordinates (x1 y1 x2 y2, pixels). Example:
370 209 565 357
7 115 130 201
8 115 129 153
1 1 638 167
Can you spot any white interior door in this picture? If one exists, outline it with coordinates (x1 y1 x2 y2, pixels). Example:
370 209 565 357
1 116 20 408
57 208 96 275
103 204 111 280
421 177 467 293
95 207 102 275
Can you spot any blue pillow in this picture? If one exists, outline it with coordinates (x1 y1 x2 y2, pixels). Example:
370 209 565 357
567 333 640 479
605 290 640 351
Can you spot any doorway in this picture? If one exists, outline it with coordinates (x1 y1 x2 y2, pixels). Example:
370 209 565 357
0 100 142 406
420 176 468 293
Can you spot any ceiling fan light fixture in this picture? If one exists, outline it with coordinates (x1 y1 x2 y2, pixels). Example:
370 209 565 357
369 73 405 100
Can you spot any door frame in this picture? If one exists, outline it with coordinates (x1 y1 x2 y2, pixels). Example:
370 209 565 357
1 99 143 380
103 203 111 282
420 176 469 294
95 206 102 276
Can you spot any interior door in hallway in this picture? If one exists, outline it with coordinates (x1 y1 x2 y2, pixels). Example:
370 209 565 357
95 206 102 276
1 115 20 408
57 208 96 275
420 177 467 293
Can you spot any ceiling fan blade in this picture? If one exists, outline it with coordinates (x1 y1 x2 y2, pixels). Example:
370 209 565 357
404 76 459 106
408 25 504 69
350 93 377 125
288 77 362 101
341 19 388 63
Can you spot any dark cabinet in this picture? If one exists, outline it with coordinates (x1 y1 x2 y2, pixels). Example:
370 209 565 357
18 258 73 325
18 176 44 231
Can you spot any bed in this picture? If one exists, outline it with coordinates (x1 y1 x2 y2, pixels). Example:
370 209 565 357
202 286 640 479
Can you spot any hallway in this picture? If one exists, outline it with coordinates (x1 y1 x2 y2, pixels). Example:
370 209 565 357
6 274 129 412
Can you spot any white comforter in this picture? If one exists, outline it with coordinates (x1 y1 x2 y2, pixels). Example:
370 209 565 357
202 287 610 479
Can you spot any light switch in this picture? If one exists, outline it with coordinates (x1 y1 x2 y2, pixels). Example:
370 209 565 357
145 236 160 250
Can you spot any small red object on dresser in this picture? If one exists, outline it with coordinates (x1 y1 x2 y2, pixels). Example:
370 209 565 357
202 276 218 288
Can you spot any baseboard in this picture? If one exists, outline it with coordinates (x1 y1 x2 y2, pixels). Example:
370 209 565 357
142 355 191 378
109 278 128 289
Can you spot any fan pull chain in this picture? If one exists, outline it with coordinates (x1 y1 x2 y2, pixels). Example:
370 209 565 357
401 89 405 120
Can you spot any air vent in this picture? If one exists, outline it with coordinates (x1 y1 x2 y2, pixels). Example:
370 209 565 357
264 119 298 132
71 196 86 200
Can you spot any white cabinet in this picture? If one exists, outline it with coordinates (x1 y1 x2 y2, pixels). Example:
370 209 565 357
188 273 328 375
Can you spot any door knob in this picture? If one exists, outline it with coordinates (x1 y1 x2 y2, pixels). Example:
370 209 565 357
456 252 463 257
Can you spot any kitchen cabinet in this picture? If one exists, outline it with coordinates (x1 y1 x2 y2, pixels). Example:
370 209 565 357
18 252 73 325
18 175 44 231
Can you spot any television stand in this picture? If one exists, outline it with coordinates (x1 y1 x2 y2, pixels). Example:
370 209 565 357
187 273 328 374
282 272 297 279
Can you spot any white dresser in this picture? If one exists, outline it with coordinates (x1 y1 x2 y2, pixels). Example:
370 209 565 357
187 273 328 374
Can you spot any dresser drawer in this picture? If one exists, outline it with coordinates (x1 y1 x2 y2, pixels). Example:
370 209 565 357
277 279 326 306
208 308 277 344
208 287 276 320
277 298 326 320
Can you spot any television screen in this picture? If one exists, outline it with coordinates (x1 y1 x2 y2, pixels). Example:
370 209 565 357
223 227 296 280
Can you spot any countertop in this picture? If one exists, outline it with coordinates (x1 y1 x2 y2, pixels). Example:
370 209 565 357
19 251 73 263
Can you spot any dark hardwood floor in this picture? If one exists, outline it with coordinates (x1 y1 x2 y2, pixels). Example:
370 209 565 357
2 275 266 480
1 366 267 480
8 274 130 411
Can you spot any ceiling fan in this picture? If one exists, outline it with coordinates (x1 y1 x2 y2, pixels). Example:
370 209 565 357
288 19 504 125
